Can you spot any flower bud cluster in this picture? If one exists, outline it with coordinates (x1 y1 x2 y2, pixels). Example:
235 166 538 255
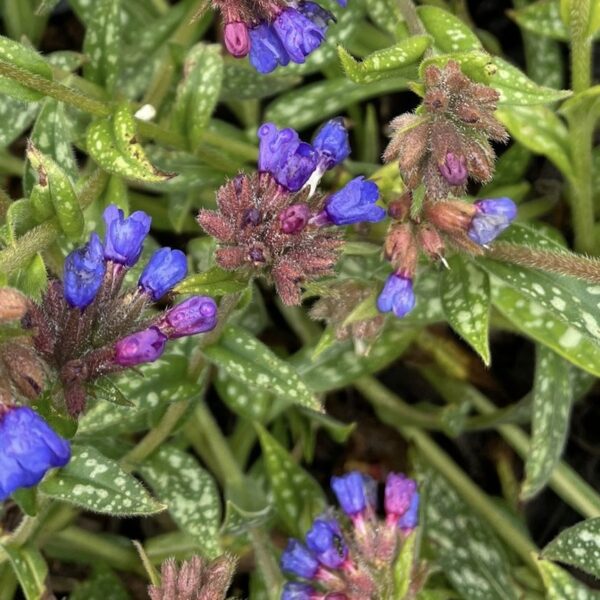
212 0 345 73
280 471 421 599
7 205 218 417
198 119 384 306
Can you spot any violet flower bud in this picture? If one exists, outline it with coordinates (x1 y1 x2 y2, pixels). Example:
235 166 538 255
384 473 418 524
114 327 168 367
158 296 218 339
377 273 416 319
0 405 71 501
439 152 468 186
224 21 251 57
280 204 311 234
331 472 375 518
468 197 517 245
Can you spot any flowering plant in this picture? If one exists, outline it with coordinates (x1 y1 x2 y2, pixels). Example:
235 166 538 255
0 1 599 599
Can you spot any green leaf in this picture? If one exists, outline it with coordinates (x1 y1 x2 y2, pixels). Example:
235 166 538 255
0 96 38 147
86 103 173 182
26 143 83 240
173 44 223 151
222 477 271 535
424 468 520 600
418 6 483 52
0 35 52 102
83 0 123 92
10 253 47 300
510 0 569 40
70 566 131 600
39 445 165 516
214 370 274 422
496 105 572 180
542 518 600 579
265 76 410 130
536 558 600 599
338 35 431 84
140 446 222 559
393 530 418 599
203 324 322 412
0 543 48 600
295 325 417 393
441 256 491 365
175 267 248 297
365 0 404 35
521 347 573 499
221 63 300 100
256 425 326 537
24 98 77 196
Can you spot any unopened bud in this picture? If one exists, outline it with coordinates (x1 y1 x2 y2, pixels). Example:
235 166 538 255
224 22 250 57
0 343 46 400
0 288 30 322
417 225 444 260
279 203 311 234
439 153 467 186
387 192 412 221
425 201 475 235
384 224 418 277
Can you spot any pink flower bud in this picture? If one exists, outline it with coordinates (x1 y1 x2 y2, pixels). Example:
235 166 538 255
114 327 167 367
224 22 250 58
279 204 311 234
439 152 468 186
158 296 218 339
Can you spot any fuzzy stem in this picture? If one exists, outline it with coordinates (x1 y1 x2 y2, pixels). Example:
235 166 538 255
569 0 592 94
487 242 600 283
397 0 426 36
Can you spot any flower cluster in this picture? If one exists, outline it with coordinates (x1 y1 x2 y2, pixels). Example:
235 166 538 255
5 205 218 417
198 119 384 305
377 61 517 319
212 0 345 73
280 471 420 599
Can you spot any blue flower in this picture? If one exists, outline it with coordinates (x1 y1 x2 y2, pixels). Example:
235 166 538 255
281 582 316 600
0 406 71 501
312 118 350 170
114 327 168 367
384 473 418 522
280 539 319 580
377 273 416 318
257 123 318 192
273 8 326 64
468 197 517 245
63 233 106 309
103 204 151 267
158 296 218 339
249 22 290 74
297 1 336 29
139 248 188 301
305 517 348 569
331 471 374 517
398 491 420 531
324 177 385 225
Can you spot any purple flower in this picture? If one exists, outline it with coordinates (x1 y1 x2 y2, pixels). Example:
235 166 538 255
103 204 151 267
384 473 418 522
139 248 188 301
468 197 517 245
273 7 326 64
0 406 71 501
377 273 415 318
114 327 168 367
312 118 350 170
249 22 290 74
280 204 311 234
224 21 250 57
331 472 374 518
257 123 318 192
280 539 319 580
158 296 218 339
63 233 106 309
281 582 317 600
398 491 420 531
297 1 336 29
324 177 385 226
306 517 348 569
439 152 467 186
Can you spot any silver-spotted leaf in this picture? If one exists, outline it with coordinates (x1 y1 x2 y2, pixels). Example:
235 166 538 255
418 6 483 52
0 543 48 600
537 558 600 599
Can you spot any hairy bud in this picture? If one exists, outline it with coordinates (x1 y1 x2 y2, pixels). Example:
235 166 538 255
0 288 30 322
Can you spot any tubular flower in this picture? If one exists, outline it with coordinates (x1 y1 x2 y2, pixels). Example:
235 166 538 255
468 197 517 245
211 0 342 72
376 273 416 319
103 204 151 267
63 233 106 309
0 405 71 500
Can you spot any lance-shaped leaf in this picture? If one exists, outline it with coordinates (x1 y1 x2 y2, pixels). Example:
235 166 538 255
173 44 223 150
86 104 174 182
203 324 322 412
10 253 47 301
442 256 491 365
0 35 53 102
26 143 83 241
39 445 165 516
0 543 48 600
521 347 573 499
510 0 569 40
83 0 123 92
221 64 300 100
0 95 38 147
140 446 222 559
175 267 248 297
418 5 483 52
338 35 431 84
537 558 599 600
542 518 600 579
256 425 326 537
365 0 403 35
